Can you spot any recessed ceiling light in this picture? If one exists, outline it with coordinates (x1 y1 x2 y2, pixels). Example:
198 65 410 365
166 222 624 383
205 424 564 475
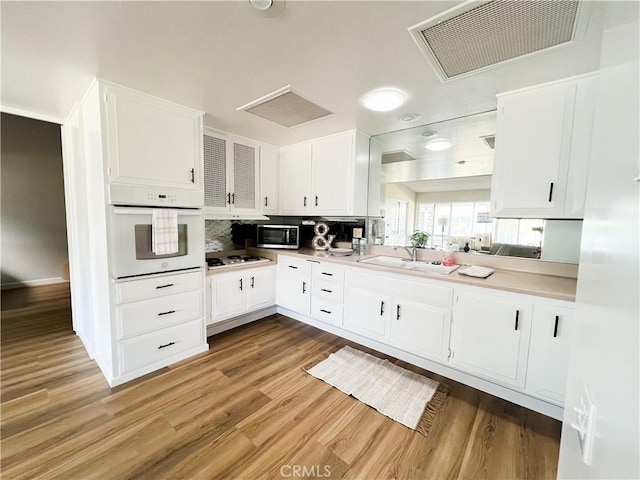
362 89 405 112
421 131 437 137
398 113 421 123
425 138 454 151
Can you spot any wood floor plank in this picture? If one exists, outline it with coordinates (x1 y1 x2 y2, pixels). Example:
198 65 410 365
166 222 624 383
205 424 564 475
1 283 562 480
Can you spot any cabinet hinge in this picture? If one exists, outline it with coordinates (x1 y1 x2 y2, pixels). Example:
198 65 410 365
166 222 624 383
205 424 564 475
104 93 108 103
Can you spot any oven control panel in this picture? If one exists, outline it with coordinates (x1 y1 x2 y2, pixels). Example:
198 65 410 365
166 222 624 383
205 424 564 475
109 183 203 208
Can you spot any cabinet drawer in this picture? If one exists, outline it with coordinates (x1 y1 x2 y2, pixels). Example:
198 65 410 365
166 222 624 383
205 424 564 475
116 270 203 304
119 319 204 375
311 301 344 326
312 280 344 303
117 290 203 339
312 263 344 284
277 255 312 276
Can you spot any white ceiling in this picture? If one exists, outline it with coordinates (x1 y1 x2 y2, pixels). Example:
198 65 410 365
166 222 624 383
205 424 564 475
1 1 609 147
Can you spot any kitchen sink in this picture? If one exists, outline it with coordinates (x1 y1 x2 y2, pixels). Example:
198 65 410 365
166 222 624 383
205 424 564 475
357 256 460 275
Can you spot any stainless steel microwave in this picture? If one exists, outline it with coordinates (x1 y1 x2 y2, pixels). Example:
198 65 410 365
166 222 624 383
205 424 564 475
257 225 299 249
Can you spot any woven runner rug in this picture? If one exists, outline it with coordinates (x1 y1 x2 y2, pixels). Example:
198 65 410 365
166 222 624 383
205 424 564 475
303 346 448 436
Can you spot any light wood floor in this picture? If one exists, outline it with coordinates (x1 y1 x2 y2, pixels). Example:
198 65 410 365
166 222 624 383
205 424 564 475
1 284 561 479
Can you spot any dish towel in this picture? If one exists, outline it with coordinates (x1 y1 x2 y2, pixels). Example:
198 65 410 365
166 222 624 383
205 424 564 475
152 209 179 255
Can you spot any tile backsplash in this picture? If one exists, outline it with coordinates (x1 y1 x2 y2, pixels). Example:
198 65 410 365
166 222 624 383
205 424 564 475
204 220 237 252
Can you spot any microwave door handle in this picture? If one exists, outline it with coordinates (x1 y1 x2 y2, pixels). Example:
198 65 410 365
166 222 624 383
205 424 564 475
285 230 290 243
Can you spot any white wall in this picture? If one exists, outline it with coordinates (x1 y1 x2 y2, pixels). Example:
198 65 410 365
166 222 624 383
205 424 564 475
558 4 639 478
540 220 582 264
1 113 68 286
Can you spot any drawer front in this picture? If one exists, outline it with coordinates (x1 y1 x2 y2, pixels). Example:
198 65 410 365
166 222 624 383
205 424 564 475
312 263 345 284
116 270 203 304
348 269 453 307
311 300 344 326
312 280 344 304
119 319 204 375
278 255 312 276
117 290 203 339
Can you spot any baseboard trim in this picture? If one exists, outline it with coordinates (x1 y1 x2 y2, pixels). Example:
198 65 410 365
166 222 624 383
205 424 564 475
1 278 69 290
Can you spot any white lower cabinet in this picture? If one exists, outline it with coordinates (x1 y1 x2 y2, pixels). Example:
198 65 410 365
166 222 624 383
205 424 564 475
276 256 312 315
451 289 533 388
344 269 453 362
310 262 344 326
114 269 207 383
390 298 452 363
209 266 276 324
525 302 573 404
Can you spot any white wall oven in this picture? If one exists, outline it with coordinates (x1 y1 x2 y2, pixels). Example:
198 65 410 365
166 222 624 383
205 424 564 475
110 206 204 278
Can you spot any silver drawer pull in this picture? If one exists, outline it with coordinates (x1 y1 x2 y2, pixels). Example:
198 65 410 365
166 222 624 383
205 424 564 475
155 283 174 289
157 310 176 316
158 341 176 350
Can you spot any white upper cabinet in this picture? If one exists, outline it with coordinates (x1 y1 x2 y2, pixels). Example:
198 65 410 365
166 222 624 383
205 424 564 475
260 145 279 215
279 143 312 215
490 74 596 219
103 82 203 192
279 130 369 216
203 128 261 218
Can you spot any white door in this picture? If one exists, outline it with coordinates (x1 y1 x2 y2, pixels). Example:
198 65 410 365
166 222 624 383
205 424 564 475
526 303 573 404
491 82 576 218
211 273 245 323
390 298 451 363
311 133 353 215
279 144 311 215
343 287 390 341
451 290 532 388
105 84 202 190
246 267 276 311
260 145 279 214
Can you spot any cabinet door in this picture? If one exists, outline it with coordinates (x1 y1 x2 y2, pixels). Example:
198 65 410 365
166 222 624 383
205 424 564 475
104 84 202 190
491 82 576 218
246 267 276 311
343 286 390 341
526 303 572 404
390 298 451 363
210 273 246 323
312 133 353 215
231 139 259 212
275 267 310 315
260 145 279 214
203 132 229 211
279 144 311 215
451 290 532 388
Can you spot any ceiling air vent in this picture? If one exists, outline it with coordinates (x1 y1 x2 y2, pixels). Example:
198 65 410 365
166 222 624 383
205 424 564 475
480 134 495 150
382 149 417 164
237 86 332 128
408 0 587 82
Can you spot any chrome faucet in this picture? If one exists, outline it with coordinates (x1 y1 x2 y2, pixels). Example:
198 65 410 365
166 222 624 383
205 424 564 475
394 244 417 262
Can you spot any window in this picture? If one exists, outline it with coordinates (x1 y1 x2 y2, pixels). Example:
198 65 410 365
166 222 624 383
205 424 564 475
415 200 543 248
385 199 408 245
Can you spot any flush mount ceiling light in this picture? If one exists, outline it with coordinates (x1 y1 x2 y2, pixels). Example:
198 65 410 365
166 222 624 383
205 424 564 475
249 0 272 10
363 89 405 112
425 138 454 151
246 0 285 17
